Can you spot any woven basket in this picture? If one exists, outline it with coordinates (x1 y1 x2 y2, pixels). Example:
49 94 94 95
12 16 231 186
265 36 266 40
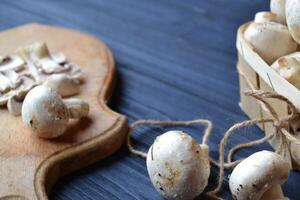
237 22 300 170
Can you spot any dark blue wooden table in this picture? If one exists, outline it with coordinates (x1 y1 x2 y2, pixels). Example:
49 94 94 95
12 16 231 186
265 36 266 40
1 0 299 199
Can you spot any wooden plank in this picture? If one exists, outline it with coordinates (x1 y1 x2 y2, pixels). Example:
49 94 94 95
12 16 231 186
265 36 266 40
259 77 289 148
237 53 263 129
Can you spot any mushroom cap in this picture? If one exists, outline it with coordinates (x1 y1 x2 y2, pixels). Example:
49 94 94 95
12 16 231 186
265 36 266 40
146 131 210 200
244 22 297 65
286 0 300 44
229 150 290 200
254 12 278 23
270 0 286 24
271 52 300 89
22 85 69 138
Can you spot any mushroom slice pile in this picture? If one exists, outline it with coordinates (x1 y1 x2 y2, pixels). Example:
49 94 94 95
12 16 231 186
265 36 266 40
0 42 84 116
17 42 82 82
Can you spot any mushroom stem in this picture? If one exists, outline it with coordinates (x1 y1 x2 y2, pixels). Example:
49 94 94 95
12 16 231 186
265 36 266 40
261 184 287 200
63 98 89 119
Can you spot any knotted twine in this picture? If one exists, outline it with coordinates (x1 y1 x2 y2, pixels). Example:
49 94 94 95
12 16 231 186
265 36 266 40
126 67 300 199
206 68 300 198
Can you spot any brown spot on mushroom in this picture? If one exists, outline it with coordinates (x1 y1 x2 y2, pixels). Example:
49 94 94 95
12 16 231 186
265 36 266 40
160 162 181 187
151 145 154 161
29 116 39 130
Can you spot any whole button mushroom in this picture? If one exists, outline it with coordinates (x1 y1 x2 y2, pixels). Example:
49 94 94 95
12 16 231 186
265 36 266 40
271 52 300 89
229 150 290 200
22 85 89 139
146 131 210 200
286 0 300 44
244 22 297 65
270 0 286 24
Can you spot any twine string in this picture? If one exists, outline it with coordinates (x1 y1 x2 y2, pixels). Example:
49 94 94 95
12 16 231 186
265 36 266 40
127 119 213 159
127 67 300 199
206 67 300 198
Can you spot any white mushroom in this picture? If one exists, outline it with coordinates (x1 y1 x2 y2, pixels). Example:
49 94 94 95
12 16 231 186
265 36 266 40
146 131 210 200
286 0 300 44
271 52 300 89
51 52 67 64
254 12 278 23
22 85 89 139
7 94 24 116
229 150 290 200
244 22 297 64
43 74 80 97
0 72 12 93
270 0 286 24
0 55 25 72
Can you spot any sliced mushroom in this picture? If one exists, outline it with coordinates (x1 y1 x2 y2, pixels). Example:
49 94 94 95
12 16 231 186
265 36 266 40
39 57 70 74
51 52 66 64
17 42 74 76
3 70 22 89
244 22 297 64
7 94 24 116
0 42 84 114
0 55 25 72
0 74 36 106
43 74 80 97
0 72 12 93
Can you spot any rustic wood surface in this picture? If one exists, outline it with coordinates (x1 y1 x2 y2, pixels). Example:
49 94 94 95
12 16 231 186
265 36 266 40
0 24 128 200
1 1 300 199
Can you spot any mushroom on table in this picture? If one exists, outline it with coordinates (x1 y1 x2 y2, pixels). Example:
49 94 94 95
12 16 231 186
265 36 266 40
146 131 210 200
229 150 290 200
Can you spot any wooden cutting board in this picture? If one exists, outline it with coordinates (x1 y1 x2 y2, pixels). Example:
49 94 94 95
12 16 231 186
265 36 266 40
0 24 128 200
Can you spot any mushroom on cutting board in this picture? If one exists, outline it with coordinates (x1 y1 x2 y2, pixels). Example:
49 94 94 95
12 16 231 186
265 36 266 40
286 0 300 44
229 150 290 200
0 55 25 72
146 131 210 200
22 85 89 139
270 0 286 24
244 22 297 65
43 74 80 97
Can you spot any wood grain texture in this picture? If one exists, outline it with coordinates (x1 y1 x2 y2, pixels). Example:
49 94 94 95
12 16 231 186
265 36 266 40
2 1 299 200
0 24 128 200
